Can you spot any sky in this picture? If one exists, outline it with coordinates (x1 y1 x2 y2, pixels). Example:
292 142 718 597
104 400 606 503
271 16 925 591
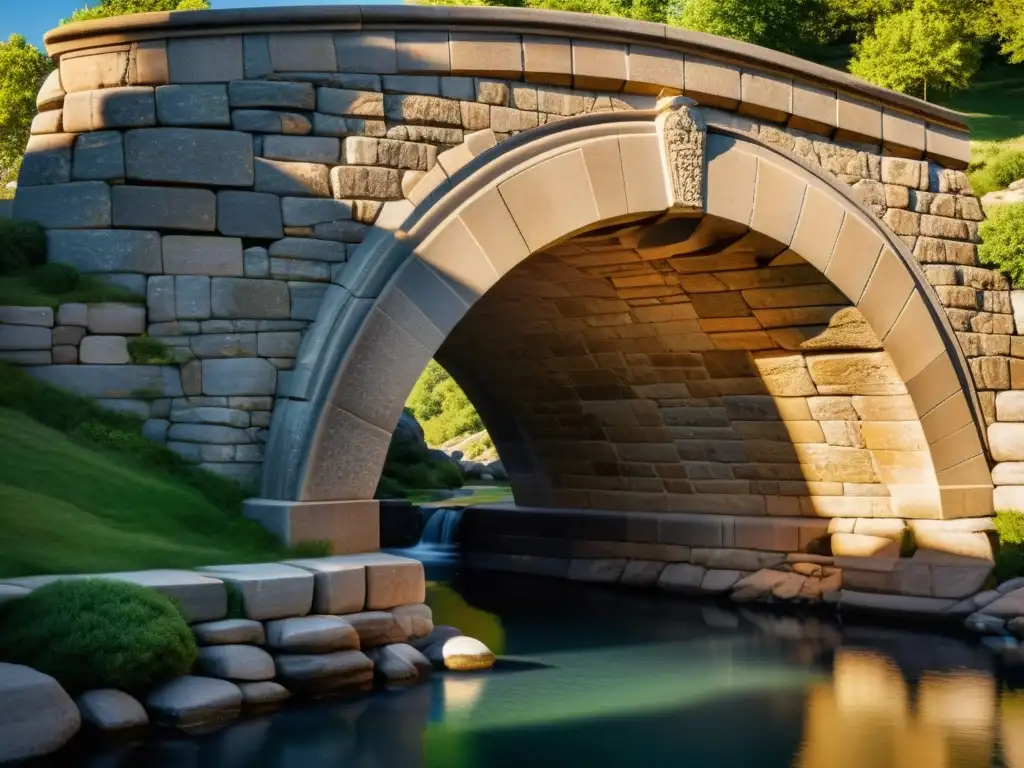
2 0 395 49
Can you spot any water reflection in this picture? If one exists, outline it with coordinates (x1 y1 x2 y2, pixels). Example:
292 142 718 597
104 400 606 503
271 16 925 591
60 576 1024 768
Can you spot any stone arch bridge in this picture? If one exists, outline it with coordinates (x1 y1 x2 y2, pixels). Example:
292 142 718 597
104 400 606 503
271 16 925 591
11 6 1024 588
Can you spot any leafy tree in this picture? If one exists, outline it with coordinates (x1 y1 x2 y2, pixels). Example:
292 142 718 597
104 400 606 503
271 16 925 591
406 360 484 446
418 0 673 24
676 0 831 54
65 0 210 24
0 35 53 188
823 0 909 41
849 0 982 100
994 0 1024 62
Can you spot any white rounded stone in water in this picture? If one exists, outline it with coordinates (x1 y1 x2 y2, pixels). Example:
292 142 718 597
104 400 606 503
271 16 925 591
76 689 148 731
442 636 495 671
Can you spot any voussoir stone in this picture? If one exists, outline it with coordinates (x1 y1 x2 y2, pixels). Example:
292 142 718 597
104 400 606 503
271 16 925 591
442 636 495 671
196 645 276 681
125 128 254 187
146 676 243 728
264 615 360 653
76 689 148 731
192 618 266 646
0 664 80 763
199 563 313 620
273 650 374 694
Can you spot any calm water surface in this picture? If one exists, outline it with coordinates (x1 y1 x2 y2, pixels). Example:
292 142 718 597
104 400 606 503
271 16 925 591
65 573 1024 768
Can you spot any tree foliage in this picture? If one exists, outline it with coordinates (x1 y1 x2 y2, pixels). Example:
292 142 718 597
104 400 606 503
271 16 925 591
0 35 52 187
417 0 673 24
676 0 830 54
65 0 210 24
994 0 1024 63
979 204 1024 288
849 0 982 99
406 360 484 447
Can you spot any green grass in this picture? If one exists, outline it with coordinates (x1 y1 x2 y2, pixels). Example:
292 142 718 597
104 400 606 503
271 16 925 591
406 484 513 508
0 271 144 309
940 61 1024 144
994 510 1024 583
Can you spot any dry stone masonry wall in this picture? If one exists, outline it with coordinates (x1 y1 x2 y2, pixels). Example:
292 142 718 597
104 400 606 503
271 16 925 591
5 9 1020 529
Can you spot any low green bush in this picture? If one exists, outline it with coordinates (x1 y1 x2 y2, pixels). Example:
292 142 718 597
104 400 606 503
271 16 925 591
30 262 79 294
0 579 197 693
376 411 464 498
128 335 176 365
994 510 1024 582
979 204 1024 287
971 149 1024 197
0 219 46 275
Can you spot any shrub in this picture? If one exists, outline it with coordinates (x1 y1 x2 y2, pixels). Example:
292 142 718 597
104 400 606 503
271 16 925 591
993 510 1024 582
0 579 197 693
128 335 176 365
979 204 1024 287
970 147 1024 197
406 361 484 446
0 219 46 275
30 262 79 294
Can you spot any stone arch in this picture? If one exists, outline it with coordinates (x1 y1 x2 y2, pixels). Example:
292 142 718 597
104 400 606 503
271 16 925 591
258 101 992 530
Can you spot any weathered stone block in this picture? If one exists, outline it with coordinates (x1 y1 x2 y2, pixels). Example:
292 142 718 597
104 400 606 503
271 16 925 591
14 181 111 229
330 166 401 200
18 134 74 186
317 88 383 117
112 185 216 231
29 365 183 398
163 236 244 276
198 563 313 621
155 84 231 127
125 128 254 187
268 237 346 262
79 335 130 365
254 158 330 197
0 326 51 351
263 135 340 165
281 197 352 226
176 275 211 320
229 80 315 110
806 352 907 395
201 358 277 395
196 645 275 682
271 258 330 281
384 94 461 126
264 616 359 654
72 131 125 180
0 307 53 327
146 675 242 728
63 88 156 132
243 247 269 278
288 281 329 320
217 191 284 239
86 304 145 334
189 333 256 359
283 557 366 614
211 277 290 319
168 36 244 84
991 423 1024 462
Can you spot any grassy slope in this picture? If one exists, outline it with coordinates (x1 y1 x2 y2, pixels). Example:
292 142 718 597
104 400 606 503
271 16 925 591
0 407 290 579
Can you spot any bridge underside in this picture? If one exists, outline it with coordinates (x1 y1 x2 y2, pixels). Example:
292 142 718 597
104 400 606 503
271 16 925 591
441 213 945 522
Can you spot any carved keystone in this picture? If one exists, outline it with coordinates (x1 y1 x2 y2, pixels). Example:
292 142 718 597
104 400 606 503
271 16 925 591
656 95 705 212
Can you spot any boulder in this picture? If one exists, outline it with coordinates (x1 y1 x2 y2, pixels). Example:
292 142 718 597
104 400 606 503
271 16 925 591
966 612 1008 635
192 618 266 647
146 676 242 728
391 603 433 642
442 636 495 671
196 645 276 681
731 569 790 603
346 611 399 648
0 663 81 763
410 625 462 652
367 645 420 685
981 587 1024 619
237 681 291 709
75 689 148 731
387 643 432 677
273 650 373 694
264 615 360 653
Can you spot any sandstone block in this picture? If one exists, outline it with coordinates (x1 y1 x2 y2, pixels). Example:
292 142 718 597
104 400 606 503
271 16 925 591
30 107 61 136
155 84 230 126
201 358 277 396
112 185 216 231
806 352 907 395
0 664 80 762
199 563 313 620
217 191 284 239
341 553 425 610
330 166 401 199
794 443 877 483
37 70 65 111
14 181 110 229
991 423 1024 462
384 94 461 126
254 158 330 197
211 277 290 318
79 335 130 365
831 533 900 557
125 128 254 187
63 87 155 132
72 131 124 180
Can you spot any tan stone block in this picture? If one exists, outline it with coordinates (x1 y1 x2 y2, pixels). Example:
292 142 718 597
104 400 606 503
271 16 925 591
739 72 792 123
684 56 740 109
797 307 882 352
872 449 935 485
705 135 757 226
1013 358 1024 389
790 83 836 134
851 395 918 421
885 184 910 208
783 421 825 443
751 159 805 246
809 396 857 421
790 185 845 272
860 421 928 450
802 495 884 517
626 46 684 94
905 352 960 418
926 123 970 169
449 33 522 78
821 421 864 448
882 109 926 156
617 134 669 215
458 188 529 278
773 397 812 421
970 356 1010 390
852 518 905 539
417 217 498 302
825 213 884 303
571 40 626 90
751 352 816 396
807 352 907 395
832 533 900 557
889 483 943 519
836 94 882 143
920 392 972 444
396 31 450 73
60 47 130 93
523 36 571 86
857 246 914 340
795 444 877 483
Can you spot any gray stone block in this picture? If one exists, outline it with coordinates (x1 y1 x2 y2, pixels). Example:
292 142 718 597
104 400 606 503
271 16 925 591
175 275 211 320
75 689 148 732
168 423 252 444
87 303 146 334
14 181 110 228
200 461 262 488
63 87 156 132
313 112 347 137
281 197 352 226
288 282 329 321
168 36 244 84
0 663 81 762
231 110 311 135
167 441 202 462
235 444 264 461
163 235 244 276
155 84 231 127
170 406 249 427
202 358 277 395
217 191 284 239
243 247 270 277
228 80 315 110
243 35 273 79
283 557 366 614
147 276 175 323
0 307 53 327
211 277 290 319
18 134 74 186
271 258 330 282
142 418 169 443
102 569 227 622
0 326 51 351
317 88 383 117
264 616 358 653
93 273 147 295
49 229 161 274
29 365 183 398
146 676 242 728
441 76 475 100
263 136 340 164
125 128 254 187
190 333 257 359
72 131 124 181
113 185 216 231
79 335 130 364
272 650 372 694
254 158 329 197
257 331 302 357
269 237 346 262
314 220 367 243
196 645 275 682
0 350 51 365
238 681 290 707
192 618 266 646
198 563 314 621
56 303 86 327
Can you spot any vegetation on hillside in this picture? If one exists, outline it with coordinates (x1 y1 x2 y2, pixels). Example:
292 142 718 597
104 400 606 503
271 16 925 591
406 360 485 447
63 0 210 24
980 204 1024 287
0 35 52 188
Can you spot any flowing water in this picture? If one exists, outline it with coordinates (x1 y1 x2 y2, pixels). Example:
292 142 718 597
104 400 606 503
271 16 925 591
65 571 1024 768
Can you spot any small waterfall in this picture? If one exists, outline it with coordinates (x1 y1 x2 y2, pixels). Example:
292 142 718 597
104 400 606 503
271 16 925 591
420 507 464 545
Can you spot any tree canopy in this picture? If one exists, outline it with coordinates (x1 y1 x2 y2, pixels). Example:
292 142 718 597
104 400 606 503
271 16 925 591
0 35 53 188
676 0 830 55
64 0 210 24
406 361 484 446
994 0 1024 63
